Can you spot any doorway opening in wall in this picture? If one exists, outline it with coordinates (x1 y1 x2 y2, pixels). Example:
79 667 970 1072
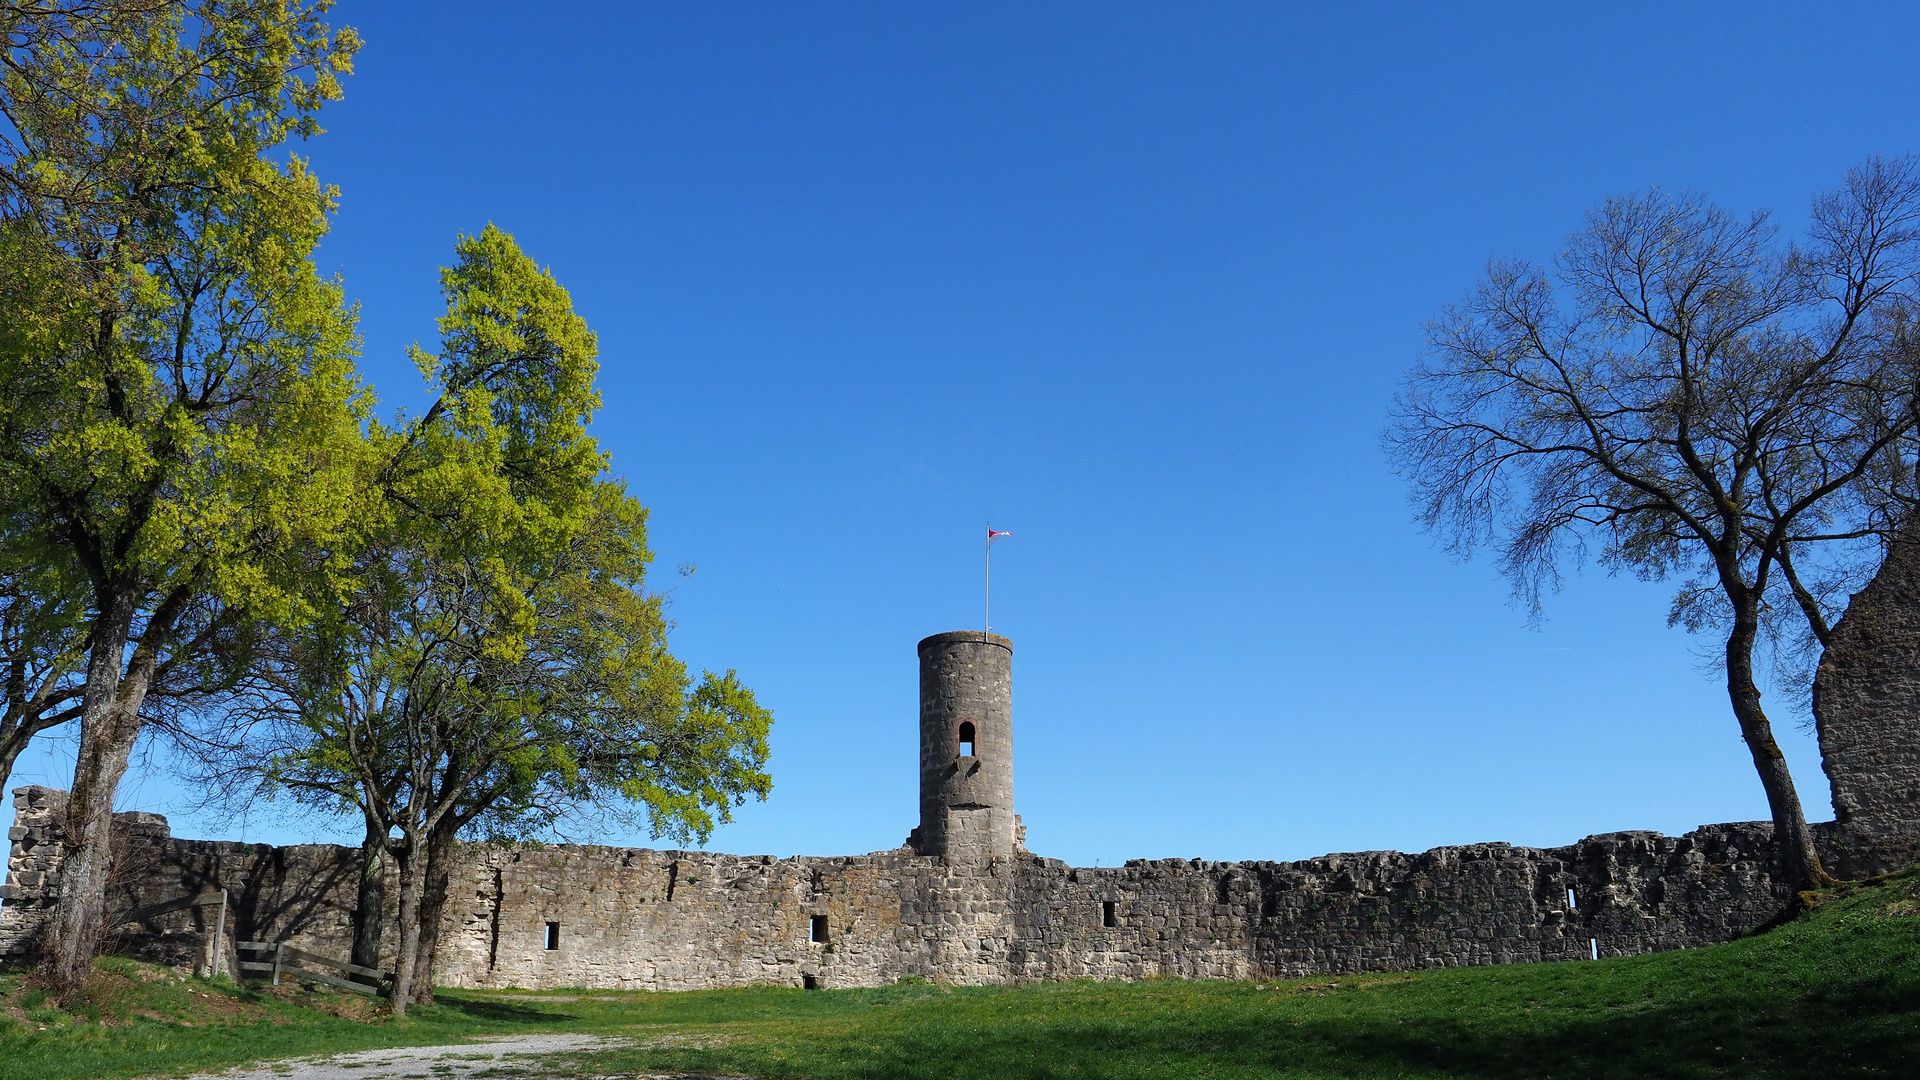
803 974 822 990
811 915 829 943
958 721 976 758
545 922 560 951
1103 901 1117 928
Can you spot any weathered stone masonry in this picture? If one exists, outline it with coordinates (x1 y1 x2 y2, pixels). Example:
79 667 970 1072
0 785 1810 988
2 624 1912 988
1816 520 1920 877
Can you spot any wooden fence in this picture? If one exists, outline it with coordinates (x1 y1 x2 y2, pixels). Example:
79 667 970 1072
237 940 393 997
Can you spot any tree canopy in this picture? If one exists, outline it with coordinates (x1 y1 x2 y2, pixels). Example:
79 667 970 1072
1387 157 1920 888
2 6 776 1007
179 227 773 1013
0 0 365 995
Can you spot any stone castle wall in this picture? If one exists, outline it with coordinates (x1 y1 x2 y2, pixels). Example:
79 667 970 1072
1816 523 1920 878
1 784 1806 990
0 786 375 975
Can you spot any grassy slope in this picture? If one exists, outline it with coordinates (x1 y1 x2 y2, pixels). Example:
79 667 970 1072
558 870 1920 1079
2 871 1915 1080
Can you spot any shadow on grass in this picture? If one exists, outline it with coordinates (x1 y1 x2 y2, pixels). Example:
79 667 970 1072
568 899 1920 1080
591 983 1917 1080
1186 980 1913 1079
432 995 582 1025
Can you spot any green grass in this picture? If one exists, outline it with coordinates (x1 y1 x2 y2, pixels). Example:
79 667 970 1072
0 963 566 1080
3 871 1917 1079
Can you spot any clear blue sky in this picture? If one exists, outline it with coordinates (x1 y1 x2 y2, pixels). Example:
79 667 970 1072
11 1 1920 866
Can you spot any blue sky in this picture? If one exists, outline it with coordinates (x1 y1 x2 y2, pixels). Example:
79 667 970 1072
12 1 1920 866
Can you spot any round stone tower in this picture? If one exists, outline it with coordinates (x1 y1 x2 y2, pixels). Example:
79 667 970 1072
913 631 1018 858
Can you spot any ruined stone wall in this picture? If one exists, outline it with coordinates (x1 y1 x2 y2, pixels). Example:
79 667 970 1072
1003 824 1794 980
0 786 380 974
1 785 1805 989
1815 525 1920 878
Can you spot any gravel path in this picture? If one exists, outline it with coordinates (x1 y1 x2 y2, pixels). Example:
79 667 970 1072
174 1032 671 1080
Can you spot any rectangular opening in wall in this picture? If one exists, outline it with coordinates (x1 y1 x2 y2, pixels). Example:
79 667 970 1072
810 914 829 943
1103 900 1117 928
803 974 822 990
1568 886 1578 909
545 922 560 951
1589 937 1599 961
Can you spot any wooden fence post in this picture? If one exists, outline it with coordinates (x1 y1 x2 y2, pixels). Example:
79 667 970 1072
211 888 227 979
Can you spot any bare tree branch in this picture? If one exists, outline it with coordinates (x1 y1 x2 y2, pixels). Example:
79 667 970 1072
1385 159 1920 889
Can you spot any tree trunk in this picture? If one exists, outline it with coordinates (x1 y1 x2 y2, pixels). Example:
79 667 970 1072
406 813 460 1006
1726 607 1831 891
39 597 141 1000
387 834 423 1017
350 813 387 975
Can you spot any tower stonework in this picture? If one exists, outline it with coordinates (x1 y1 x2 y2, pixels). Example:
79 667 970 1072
912 631 1019 858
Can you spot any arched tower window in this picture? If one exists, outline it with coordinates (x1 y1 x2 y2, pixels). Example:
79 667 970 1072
958 721 976 758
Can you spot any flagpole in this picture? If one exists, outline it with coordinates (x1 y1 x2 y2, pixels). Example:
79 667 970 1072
984 524 1010 636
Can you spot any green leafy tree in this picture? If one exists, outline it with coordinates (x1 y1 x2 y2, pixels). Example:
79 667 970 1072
183 228 773 1015
361 483 770 1011
1387 158 1920 890
0 0 363 995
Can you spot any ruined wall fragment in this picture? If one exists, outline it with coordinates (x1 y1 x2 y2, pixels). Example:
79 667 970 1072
1814 525 1920 877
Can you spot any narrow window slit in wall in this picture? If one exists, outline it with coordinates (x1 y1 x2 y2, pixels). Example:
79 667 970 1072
811 915 829 943
1103 900 1117 928
1589 937 1599 961
545 922 560 951
1567 886 1578 909
486 865 505 971
958 721 976 758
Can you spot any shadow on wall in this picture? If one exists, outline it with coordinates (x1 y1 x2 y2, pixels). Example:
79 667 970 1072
0 783 1836 992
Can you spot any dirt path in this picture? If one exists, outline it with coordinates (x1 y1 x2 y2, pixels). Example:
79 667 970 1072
176 1032 683 1080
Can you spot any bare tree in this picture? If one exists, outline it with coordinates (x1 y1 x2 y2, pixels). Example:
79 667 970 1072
1387 157 1920 890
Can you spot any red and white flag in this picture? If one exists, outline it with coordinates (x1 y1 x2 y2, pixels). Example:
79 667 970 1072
984 525 1011 632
